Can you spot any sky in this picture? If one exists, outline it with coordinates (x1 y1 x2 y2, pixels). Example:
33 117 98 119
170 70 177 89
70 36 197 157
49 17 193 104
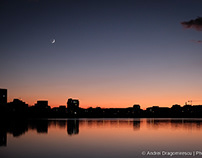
1 0 202 108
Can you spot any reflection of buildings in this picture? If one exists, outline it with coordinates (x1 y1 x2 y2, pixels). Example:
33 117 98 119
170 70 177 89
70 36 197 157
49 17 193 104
146 119 202 130
0 89 7 106
133 120 141 130
7 120 28 137
0 130 7 146
67 120 79 135
36 121 48 133
28 120 49 133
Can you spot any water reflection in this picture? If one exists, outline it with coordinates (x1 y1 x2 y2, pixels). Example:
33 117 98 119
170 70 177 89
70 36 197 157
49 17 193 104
133 119 141 130
29 120 49 133
0 130 6 147
146 119 202 130
67 120 79 135
1 119 202 147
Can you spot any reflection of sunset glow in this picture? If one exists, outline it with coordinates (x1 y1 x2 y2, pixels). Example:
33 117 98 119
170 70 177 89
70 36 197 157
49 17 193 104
3 119 202 158
13 119 202 135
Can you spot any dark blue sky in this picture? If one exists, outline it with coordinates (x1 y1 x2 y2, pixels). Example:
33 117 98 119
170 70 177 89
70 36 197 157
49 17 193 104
1 0 202 108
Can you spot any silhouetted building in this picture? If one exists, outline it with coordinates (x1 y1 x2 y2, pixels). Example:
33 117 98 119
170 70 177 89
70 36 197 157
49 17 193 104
171 104 181 110
133 104 140 110
52 106 66 112
146 106 170 117
133 104 142 117
0 88 7 106
59 105 66 111
171 104 182 117
146 106 159 113
7 99 28 113
32 100 51 117
67 98 79 115
35 100 49 108
182 104 192 113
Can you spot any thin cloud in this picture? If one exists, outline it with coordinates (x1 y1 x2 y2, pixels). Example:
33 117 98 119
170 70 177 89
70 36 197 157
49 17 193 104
181 17 202 31
191 40 202 44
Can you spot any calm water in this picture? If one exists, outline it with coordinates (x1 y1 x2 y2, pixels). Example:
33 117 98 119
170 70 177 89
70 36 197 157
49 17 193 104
1 118 202 158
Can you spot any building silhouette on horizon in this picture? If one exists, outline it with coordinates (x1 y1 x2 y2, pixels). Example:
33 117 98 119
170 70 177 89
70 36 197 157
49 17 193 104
0 89 7 106
2 87 202 118
67 98 79 115
35 100 49 109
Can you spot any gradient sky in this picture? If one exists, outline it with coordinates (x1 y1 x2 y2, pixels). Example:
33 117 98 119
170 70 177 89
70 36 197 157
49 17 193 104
1 0 202 108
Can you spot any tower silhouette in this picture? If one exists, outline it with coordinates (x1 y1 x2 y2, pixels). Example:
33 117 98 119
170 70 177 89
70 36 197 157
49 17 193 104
0 89 7 106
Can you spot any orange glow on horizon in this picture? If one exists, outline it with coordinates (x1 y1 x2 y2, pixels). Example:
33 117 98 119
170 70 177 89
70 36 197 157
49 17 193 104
7 96 202 109
6 83 202 109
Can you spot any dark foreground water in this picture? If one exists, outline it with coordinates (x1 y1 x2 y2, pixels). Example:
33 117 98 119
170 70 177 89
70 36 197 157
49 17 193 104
1 118 202 158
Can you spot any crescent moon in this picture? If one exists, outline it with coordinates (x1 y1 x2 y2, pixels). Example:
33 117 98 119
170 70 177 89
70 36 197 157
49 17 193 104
52 39 55 44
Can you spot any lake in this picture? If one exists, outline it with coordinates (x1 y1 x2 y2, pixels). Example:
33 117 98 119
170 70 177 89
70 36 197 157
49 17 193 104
1 118 202 158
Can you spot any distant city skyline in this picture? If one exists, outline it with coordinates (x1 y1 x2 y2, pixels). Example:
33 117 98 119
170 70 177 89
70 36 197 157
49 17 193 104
1 0 202 108
1 88 201 109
